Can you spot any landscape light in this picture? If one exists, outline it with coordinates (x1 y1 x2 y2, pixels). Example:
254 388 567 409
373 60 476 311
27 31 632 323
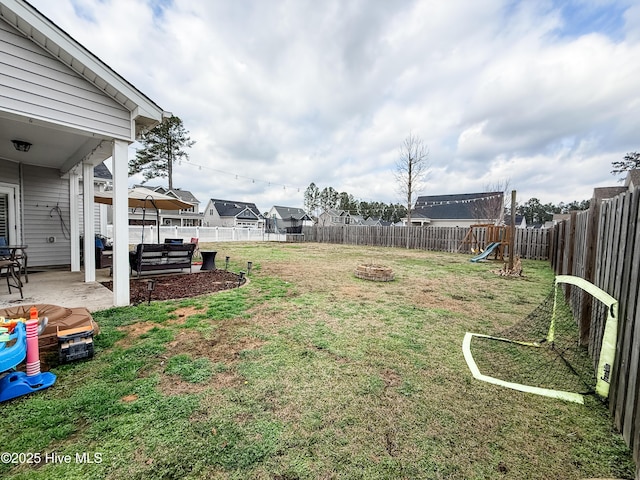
147 279 157 305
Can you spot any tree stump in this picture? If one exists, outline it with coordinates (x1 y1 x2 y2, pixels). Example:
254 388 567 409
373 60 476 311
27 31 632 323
494 256 523 277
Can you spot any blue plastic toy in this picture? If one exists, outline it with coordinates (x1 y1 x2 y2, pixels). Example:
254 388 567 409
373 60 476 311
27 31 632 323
0 322 56 402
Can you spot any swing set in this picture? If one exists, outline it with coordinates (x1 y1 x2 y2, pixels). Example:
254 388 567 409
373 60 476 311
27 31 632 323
458 224 511 261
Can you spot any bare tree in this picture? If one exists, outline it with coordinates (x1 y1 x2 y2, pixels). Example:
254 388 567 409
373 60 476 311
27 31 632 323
395 133 429 226
471 179 511 224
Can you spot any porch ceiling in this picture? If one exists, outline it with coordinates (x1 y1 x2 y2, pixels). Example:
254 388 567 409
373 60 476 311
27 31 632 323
0 112 111 172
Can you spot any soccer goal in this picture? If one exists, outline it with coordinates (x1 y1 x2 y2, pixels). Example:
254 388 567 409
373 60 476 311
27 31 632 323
462 275 618 404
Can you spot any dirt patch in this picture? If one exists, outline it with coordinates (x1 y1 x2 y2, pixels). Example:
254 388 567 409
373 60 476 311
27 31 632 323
381 368 402 388
155 318 264 395
158 369 245 396
168 306 206 325
115 322 158 348
164 319 264 361
101 270 245 304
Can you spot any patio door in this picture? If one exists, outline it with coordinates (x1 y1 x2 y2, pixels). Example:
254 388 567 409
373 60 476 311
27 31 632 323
0 183 21 245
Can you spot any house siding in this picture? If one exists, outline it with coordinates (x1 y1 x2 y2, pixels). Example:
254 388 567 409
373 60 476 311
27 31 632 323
22 164 71 266
0 159 19 182
203 201 221 227
76 195 107 236
78 180 109 236
0 20 131 139
203 209 247 227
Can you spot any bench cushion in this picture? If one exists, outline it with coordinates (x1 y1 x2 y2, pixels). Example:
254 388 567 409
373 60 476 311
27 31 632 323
129 243 195 276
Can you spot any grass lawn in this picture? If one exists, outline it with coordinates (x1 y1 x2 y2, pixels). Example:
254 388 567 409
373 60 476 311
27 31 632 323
0 242 633 479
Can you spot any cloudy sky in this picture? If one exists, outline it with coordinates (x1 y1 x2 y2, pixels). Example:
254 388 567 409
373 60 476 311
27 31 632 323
29 0 640 213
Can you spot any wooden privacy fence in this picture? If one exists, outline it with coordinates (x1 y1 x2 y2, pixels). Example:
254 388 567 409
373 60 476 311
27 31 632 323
302 225 551 260
550 188 640 473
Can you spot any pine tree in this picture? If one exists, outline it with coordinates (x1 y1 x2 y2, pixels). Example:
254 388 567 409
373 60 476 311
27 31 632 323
611 152 640 177
129 115 195 189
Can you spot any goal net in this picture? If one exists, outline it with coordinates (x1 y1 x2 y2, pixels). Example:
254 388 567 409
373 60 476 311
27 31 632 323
462 276 618 404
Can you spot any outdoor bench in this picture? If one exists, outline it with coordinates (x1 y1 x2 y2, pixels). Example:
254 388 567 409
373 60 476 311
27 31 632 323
128 243 196 277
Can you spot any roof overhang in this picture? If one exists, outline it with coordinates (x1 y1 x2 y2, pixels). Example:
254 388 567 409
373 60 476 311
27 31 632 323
1 1 164 130
0 0 165 172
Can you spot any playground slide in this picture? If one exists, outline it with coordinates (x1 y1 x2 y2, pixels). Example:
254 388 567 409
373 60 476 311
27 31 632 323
470 242 500 263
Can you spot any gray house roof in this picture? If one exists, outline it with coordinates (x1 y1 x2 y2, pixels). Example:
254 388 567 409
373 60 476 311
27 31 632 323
135 185 199 205
272 206 311 221
412 192 503 220
93 162 112 180
325 208 350 218
166 188 199 204
362 217 392 226
210 199 263 220
592 186 627 201
624 169 640 190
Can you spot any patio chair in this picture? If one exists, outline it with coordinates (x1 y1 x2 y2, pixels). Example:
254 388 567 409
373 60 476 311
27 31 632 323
190 237 200 257
95 236 113 269
0 237 27 284
0 258 23 298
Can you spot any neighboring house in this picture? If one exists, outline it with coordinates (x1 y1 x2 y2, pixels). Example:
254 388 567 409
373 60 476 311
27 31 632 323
544 213 572 229
130 185 203 226
265 206 313 233
504 214 527 228
405 192 505 228
349 214 366 225
361 217 392 227
317 210 393 227
406 209 431 227
315 209 396 227
0 0 165 306
624 169 640 191
592 186 627 201
203 199 264 228
88 162 112 236
318 208 351 226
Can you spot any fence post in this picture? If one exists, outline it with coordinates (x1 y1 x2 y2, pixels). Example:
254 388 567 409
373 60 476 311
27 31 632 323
577 202 600 345
509 190 516 269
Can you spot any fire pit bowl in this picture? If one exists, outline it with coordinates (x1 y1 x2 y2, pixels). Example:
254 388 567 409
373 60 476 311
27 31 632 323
354 264 395 282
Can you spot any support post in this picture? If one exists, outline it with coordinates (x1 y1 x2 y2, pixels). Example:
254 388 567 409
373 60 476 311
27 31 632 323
82 162 96 282
112 139 131 307
69 170 80 272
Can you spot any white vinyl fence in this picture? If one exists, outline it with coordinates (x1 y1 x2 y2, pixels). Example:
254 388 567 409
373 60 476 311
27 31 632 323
106 226 286 244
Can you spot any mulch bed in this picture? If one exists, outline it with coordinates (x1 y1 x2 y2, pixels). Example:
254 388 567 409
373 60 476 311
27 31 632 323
101 269 245 304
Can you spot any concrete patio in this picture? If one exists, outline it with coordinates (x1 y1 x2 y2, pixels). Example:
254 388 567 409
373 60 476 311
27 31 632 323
0 267 115 313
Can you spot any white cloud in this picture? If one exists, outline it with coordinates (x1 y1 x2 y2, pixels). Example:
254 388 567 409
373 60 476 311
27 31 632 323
28 0 640 213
